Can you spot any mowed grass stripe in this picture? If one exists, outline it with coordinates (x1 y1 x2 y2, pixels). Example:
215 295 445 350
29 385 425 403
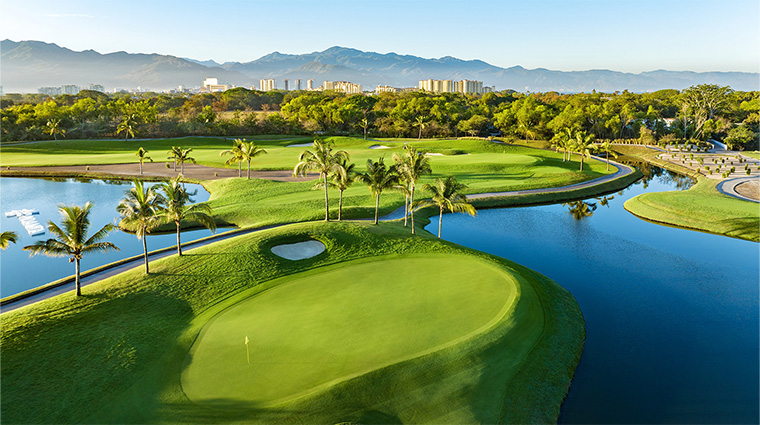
180 254 525 406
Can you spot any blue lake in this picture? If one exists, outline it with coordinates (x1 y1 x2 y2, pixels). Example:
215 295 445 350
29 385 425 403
426 168 759 423
0 177 225 298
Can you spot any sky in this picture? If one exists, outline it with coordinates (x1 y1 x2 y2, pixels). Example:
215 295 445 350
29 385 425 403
1 0 759 73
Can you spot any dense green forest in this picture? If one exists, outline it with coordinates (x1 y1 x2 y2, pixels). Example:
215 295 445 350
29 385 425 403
2 85 757 150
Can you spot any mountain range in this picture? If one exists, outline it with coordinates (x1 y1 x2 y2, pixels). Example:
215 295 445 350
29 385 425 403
2 40 758 94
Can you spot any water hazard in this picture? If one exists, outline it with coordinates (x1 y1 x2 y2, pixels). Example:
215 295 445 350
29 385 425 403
426 165 759 423
0 177 224 298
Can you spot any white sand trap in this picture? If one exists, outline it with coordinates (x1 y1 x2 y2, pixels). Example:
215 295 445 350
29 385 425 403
426 153 445 156
271 240 326 260
287 143 314 148
368 145 392 149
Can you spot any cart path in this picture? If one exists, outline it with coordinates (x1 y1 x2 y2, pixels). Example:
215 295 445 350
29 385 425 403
1 156 634 313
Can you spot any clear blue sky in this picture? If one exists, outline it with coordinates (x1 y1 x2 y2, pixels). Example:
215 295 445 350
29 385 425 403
2 0 758 73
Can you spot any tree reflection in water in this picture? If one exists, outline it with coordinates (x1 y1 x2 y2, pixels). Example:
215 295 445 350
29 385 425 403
563 200 597 220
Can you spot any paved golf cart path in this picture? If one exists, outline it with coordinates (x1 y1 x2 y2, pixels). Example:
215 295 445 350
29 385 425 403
1 156 634 313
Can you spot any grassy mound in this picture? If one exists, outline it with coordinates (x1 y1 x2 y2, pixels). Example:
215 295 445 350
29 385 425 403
182 254 526 406
624 178 760 241
0 221 584 424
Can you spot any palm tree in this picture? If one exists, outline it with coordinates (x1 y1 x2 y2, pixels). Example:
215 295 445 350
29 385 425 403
220 139 245 178
117 181 165 274
357 157 399 224
392 144 432 233
45 118 65 141
239 141 268 179
596 140 618 171
23 203 118 296
167 147 195 175
117 113 139 140
158 177 216 256
551 128 574 162
1 231 18 249
326 158 356 221
135 147 152 175
360 117 369 140
293 139 349 221
573 131 596 171
414 176 477 239
414 116 427 140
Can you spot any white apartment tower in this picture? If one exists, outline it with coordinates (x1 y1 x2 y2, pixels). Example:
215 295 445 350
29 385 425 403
259 79 276 91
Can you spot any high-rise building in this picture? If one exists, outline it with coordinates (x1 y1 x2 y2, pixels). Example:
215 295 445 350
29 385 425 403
88 84 105 92
259 79 276 91
322 81 362 94
61 85 81 95
418 79 454 94
38 87 62 96
307 79 315 90
454 79 483 95
296 79 302 90
283 79 289 91
375 85 400 93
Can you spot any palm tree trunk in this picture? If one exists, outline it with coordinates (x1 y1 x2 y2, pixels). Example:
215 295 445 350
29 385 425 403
139 160 143 175
374 193 380 224
580 156 584 171
323 173 329 221
606 152 610 171
418 126 422 140
247 160 251 179
438 207 443 238
173 160 177 172
75 258 81 296
404 195 409 226
238 161 242 178
142 235 150 274
338 190 343 221
180 161 184 175
176 221 182 256
410 184 416 235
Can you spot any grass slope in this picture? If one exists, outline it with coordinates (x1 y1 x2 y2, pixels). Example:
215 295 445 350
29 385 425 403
0 221 584 424
624 178 760 241
616 145 759 242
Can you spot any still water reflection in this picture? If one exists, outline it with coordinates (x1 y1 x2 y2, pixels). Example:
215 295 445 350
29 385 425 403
1 177 224 298
427 167 759 424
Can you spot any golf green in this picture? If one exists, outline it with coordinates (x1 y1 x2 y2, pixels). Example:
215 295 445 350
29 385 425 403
181 254 519 406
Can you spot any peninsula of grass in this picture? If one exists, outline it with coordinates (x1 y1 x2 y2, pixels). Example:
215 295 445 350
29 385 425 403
624 178 760 241
613 145 760 241
0 221 585 424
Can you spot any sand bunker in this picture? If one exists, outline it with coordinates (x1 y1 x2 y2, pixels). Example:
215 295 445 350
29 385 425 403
271 240 326 260
368 145 392 149
286 143 314 148
425 153 445 156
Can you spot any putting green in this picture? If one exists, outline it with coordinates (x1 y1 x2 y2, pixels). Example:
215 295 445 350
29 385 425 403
181 254 518 406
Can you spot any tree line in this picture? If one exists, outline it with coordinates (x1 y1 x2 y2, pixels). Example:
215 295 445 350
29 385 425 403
2 85 757 150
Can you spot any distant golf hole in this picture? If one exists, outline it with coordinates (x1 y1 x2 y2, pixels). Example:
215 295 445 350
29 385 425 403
271 240 326 260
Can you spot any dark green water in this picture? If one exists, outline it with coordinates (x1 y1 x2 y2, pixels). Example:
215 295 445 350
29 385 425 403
426 168 759 424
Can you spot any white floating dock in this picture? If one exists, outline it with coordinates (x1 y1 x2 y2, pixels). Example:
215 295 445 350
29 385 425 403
5 209 45 236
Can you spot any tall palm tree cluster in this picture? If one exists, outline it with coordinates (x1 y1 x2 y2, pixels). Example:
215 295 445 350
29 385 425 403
293 140 476 237
19 177 216 296
551 128 616 171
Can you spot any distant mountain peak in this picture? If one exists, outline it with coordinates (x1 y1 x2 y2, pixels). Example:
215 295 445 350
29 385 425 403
1 39 758 93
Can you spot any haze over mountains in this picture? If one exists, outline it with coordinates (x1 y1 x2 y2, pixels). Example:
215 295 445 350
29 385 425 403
2 39 758 94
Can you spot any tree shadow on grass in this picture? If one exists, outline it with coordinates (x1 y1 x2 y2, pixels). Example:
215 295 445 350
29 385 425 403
716 217 759 241
154 399 293 424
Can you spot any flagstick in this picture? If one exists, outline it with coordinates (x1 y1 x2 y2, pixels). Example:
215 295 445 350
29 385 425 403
245 336 250 365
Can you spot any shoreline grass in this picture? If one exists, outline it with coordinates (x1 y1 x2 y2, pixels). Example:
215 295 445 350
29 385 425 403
616 146 759 242
1 221 584 424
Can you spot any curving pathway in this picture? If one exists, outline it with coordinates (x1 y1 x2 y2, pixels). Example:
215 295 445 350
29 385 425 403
716 177 760 203
1 157 635 313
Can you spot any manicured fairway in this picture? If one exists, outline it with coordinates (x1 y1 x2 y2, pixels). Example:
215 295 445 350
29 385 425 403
181 254 525 405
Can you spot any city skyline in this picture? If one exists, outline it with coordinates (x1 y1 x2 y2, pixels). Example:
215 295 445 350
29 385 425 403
1 0 758 74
